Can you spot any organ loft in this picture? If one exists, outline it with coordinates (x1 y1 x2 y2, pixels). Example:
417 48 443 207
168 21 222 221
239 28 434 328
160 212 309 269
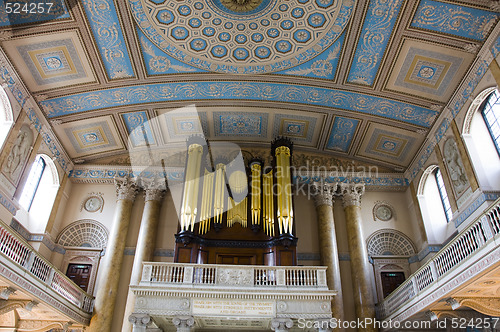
174 136 298 266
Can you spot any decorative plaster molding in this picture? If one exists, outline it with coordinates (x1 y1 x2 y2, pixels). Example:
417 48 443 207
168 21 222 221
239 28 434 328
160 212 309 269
310 182 337 207
115 176 138 201
141 177 167 202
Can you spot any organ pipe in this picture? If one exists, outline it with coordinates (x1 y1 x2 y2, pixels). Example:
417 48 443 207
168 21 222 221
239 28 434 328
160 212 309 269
250 163 261 226
213 163 225 225
180 143 203 232
275 145 293 235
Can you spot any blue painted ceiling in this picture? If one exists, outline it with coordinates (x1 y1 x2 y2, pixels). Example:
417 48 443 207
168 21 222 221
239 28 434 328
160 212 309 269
0 0 499 172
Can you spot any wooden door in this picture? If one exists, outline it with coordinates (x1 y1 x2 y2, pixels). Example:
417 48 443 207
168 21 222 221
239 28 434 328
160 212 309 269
66 264 92 292
381 271 405 298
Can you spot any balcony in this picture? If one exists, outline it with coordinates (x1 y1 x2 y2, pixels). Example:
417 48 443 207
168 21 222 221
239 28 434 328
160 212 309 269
378 198 500 324
131 263 336 330
0 218 94 328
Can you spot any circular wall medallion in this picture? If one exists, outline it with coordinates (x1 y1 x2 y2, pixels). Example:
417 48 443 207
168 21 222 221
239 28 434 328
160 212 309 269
130 0 353 74
84 196 102 213
375 205 392 221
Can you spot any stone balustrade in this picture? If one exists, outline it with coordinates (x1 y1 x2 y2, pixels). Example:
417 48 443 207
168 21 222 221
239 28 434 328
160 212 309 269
0 218 94 323
378 198 500 321
140 262 328 289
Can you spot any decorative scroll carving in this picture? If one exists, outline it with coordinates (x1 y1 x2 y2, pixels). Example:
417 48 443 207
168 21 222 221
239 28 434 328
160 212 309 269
340 183 365 207
0 287 16 300
310 182 337 207
115 176 138 201
0 299 31 315
456 297 500 316
128 313 152 328
173 315 195 332
271 318 294 331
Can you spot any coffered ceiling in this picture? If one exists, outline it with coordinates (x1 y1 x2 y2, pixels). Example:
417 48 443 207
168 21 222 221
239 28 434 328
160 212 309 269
1 0 499 175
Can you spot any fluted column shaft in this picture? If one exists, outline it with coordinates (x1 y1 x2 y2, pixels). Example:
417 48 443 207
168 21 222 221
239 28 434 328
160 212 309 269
122 180 165 331
340 183 377 332
122 180 165 332
87 177 138 332
312 183 344 330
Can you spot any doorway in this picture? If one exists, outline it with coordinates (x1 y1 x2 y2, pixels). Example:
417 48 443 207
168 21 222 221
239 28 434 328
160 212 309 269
66 264 92 292
381 271 405 298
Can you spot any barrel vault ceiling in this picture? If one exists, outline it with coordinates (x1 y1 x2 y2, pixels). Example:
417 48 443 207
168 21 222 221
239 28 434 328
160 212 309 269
1 0 500 176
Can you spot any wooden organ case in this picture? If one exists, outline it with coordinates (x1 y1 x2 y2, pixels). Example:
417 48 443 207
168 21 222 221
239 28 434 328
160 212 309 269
174 137 297 266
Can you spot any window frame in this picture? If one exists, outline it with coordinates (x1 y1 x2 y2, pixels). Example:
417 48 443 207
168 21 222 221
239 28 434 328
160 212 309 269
481 90 500 157
435 168 452 223
19 155 46 211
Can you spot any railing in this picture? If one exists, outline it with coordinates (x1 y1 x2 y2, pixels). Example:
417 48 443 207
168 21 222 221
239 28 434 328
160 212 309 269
0 219 94 313
378 198 500 319
142 262 328 289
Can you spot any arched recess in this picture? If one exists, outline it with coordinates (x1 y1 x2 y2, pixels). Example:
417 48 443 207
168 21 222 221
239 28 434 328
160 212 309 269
57 220 108 295
0 85 13 149
367 229 416 257
367 229 415 302
462 87 500 191
416 165 450 244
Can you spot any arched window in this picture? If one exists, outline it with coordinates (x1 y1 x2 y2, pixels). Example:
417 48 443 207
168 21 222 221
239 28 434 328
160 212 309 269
0 86 14 149
462 88 500 191
17 154 59 233
481 89 500 155
417 165 454 244
19 155 46 210
435 168 452 222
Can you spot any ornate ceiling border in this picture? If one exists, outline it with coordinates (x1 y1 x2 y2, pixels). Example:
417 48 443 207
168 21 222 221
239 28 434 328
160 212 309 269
405 22 500 183
0 49 73 174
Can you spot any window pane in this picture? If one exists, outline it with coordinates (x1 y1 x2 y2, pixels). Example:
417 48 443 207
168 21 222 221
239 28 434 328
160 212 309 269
435 168 452 222
19 156 46 211
482 90 500 155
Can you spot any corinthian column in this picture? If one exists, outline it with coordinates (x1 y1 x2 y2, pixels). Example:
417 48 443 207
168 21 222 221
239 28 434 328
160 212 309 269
87 177 138 332
340 183 377 332
122 178 166 332
311 182 344 329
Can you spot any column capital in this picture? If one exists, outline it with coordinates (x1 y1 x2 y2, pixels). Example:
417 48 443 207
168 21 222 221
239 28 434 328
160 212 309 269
271 318 294 331
141 177 167 202
311 182 337 207
115 176 139 201
128 313 152 327
173 315 195 332
340 183 365 207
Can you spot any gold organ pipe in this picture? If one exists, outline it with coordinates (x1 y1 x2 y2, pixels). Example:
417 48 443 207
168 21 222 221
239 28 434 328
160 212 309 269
263 171 274 236
251 163 261 226
180 143 203 232
227 197 248 227
275 146 292 235
214 163 225 224
199 169 214 235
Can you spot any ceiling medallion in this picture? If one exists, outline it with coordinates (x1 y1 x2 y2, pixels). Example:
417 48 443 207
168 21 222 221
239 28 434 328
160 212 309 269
219 0 264 13
130 0 354 74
